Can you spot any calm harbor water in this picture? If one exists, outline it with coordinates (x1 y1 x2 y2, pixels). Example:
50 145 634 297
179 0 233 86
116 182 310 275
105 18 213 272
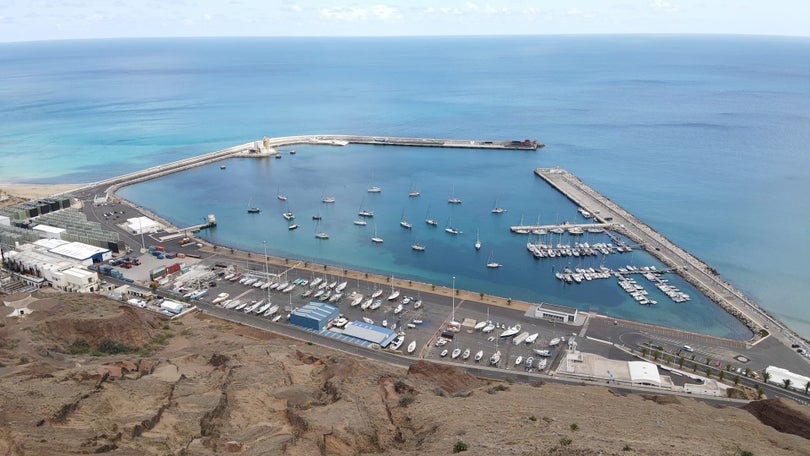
3 35 809 339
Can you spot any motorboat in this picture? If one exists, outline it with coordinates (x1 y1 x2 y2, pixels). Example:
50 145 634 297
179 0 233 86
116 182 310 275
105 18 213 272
525 333 539 344
382 319 388 328
389 335 404 350
393 303 404 315
283 211 295 220
440 349 449 357
411 242 425 251
451 348 462 359
407 341 417 354
474 320 488 330
363 317 374 325
515 356 523 366
489 351 501 365
549 337 561 347
288 223 298 230
413 299 422 309
461 348 471 360
474 350 484 362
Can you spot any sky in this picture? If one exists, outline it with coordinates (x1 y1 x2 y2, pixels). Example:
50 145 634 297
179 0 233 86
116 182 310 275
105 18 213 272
0 0 808 42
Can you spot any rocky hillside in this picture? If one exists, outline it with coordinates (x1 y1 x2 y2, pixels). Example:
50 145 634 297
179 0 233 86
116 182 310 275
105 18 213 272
1 292 808 455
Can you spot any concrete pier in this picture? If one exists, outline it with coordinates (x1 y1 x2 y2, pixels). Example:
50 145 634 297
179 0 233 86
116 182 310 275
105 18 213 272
533 167 784 343
509 222 614 233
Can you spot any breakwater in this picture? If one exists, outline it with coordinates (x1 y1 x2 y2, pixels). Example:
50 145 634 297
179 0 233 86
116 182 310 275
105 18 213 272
533 167 788 344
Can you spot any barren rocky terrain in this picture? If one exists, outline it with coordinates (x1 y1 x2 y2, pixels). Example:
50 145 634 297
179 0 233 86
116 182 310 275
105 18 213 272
1 292 808 455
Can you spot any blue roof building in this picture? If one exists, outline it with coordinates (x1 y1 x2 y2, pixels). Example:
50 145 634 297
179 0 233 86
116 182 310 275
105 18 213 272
342 321 397 347
289 301 340 331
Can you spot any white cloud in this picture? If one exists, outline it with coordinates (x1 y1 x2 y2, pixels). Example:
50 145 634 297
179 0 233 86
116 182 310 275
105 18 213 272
320 4 401 21
651 0 678 13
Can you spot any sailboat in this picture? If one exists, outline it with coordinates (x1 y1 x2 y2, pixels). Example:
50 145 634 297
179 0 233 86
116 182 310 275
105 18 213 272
411 240 426 251
276 186 287 201
387 277 400 301
247 197 261 214
475 228 481 250
451 347 462 359
474 350 484 362
407 340 417 354
358 196 374 218
321 190 335 203
425 206 438 226
408 182 420 197
314 220 329 239
447 185 462 204
371 224 384 244
367 173 381 193
461 348 471 360
400 210 412 229
445 216 461 235
486 250 502 268
491 198 506 214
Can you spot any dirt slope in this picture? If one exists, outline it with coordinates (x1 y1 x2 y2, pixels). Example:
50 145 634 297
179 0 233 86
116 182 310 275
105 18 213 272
0 292 808 455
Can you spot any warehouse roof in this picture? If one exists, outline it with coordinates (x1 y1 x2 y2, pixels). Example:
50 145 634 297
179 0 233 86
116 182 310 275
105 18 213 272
33 224 66 235
342 321 397 346
628 361 662 387
49 241 109 261
291 301 339 321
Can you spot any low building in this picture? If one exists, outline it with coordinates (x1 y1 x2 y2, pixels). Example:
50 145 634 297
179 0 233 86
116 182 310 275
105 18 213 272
48 241 111 265
160 299 185 315
32 224 66 240
126 216 164 235
534 302 578 323
341 321 397 347
627 361 663 388
289 301 340 331
3 243 100 292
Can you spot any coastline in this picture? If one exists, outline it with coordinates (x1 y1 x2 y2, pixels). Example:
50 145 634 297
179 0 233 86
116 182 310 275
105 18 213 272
0 183 85 202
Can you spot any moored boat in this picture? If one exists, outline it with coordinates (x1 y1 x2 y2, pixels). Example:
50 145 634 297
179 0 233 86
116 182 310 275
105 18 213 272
451 348 462 359
474 350 484 362
407 340 417 354
489 350 501 365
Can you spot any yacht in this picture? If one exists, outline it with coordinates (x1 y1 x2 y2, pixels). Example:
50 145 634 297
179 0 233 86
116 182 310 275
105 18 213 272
475 229 481 250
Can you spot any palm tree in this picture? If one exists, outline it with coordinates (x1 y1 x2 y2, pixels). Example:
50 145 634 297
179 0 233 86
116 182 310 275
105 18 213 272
733 374 740 385
677 357 685 368
762 371 771 384
641 347 649 358
782 378 792 390
725 363 732 372
744 367 752 377
755 385 764 399
805 380 810 395
705 357 712 366
718 370 726 382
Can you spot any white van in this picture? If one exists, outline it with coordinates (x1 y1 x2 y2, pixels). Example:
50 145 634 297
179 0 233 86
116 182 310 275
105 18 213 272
682 345 694 352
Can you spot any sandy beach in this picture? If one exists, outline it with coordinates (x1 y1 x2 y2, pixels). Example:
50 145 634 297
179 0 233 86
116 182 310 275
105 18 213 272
0 183 85 203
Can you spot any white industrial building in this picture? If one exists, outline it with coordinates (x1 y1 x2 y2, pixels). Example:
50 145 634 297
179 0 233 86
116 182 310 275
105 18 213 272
627 361 664 388
534 302 578 323
341 321 398 347
126 216 164 235
32 224 66 239
3 243 100 292
48 241 111 265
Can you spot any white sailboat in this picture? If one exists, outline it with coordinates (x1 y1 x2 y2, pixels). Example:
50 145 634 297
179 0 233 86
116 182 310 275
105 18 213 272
371 224 384 244
491 198 506 214
408 182 420 197
358 196 374 218
451 348 462 359
475 228 481 250
447 185 462 204
367 173 381 193
461 348 471 360
407 340 417 354
247 196 261 214
276 186 287 201
500 324 521 338
445 216 462 235
425 205 438 226
486 250 502 268
474 350 484 362
399 210 412 229
411 240 426 251
525 333 539 344
387 276 400 301
314 220 328 239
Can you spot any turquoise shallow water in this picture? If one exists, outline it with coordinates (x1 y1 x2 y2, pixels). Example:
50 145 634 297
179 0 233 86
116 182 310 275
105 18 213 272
3 35 809 338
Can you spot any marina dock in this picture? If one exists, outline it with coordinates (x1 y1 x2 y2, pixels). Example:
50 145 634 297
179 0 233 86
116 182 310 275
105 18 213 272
509 222 614 233
533 167 773 339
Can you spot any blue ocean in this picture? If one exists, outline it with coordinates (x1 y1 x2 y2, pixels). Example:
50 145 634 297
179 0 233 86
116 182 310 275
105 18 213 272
1 35 808 339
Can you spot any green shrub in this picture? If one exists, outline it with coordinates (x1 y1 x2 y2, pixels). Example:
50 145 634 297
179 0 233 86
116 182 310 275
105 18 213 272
453 441 468 453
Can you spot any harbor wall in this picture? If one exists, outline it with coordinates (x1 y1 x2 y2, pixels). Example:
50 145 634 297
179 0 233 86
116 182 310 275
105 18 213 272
533 167 781 343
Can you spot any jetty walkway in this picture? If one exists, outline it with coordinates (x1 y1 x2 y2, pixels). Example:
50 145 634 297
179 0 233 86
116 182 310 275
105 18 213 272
534 167 800 348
